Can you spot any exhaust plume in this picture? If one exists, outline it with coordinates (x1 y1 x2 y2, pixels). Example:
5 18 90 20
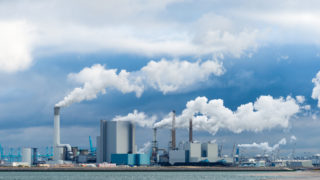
112 110 157 128
290 135 297 142
154 95 301 134
55 64 143 107
137 142 151 154
56 59 224 107
238 138 287 152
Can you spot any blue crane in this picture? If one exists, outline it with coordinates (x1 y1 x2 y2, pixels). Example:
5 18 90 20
89 136 96 154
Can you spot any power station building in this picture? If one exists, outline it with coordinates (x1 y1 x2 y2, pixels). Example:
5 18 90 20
96 120 136 163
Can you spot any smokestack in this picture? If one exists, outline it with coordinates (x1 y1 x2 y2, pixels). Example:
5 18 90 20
189 118 193 143
151 128 158 164
153 128 157 143
53 106 62 161
54 106 60 146
171 110 176 150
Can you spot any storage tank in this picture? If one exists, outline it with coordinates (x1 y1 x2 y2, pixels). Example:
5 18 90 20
22 148 32 165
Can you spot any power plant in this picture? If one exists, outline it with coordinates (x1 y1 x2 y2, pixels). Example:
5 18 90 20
0 107 317 169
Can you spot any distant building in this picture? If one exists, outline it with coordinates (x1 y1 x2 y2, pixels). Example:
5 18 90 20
96 120 136 163
111 153 150 166
168 142 219 165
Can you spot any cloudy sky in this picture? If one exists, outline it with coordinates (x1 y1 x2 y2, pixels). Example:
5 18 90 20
1 0 320 156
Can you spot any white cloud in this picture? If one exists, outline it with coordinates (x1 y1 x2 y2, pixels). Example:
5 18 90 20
296 96 305 104
312 71 320 108
141 59 224 94
1 1 319 73
238 138 287 152
56 59 224 107
113 110 157 128
154 95 301 134
0 21 35 73
0 1 263 72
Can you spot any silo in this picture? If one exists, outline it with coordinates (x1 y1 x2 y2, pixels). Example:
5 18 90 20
22 148 32 165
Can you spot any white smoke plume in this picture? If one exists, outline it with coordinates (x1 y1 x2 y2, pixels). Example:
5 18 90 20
141 59 224 94
112 110 157 128
56 59 224 107
154 95 300 134
137 142 151 154
238 138 287 152
55 64 143 107
290 135 297 142
312 71 320 108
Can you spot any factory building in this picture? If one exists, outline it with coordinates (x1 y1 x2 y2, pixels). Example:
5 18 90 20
201 143 218 162
111 154 150 166
168 142 218 165
97 120 136 163
165 112 220 165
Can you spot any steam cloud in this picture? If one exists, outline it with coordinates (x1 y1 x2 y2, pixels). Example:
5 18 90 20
312 71 320 108
238 138 287 152
141 59 224 94
137 142 151 154
154 95 301 134
112 110 157 128
56 59 224 107
290 135 297 142
55 64 143 107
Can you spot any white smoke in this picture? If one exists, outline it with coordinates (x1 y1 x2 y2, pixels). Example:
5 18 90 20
238 138 287 152
154 95 301 134
312 71 320 108
56 59 224 107
112 110 157 128
141 59 224 94
290 135 297 142
137 142 151 154
55 64 144 107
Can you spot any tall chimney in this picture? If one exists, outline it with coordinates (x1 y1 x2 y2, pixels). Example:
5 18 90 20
153 128 157 143
53 106 61 161
54 106 60 146
171 110 176 150
151 128 158 164
189 118 193 143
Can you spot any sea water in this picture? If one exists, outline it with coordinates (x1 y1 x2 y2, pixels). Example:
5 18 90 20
0 171 302 180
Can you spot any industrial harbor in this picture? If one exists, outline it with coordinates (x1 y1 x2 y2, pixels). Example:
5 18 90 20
0 107 319 171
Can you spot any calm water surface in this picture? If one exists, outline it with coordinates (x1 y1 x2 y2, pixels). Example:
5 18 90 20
0 171 302 180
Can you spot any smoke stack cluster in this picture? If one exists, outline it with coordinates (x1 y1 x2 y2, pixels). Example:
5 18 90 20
189 118 193 143
171 110 176 150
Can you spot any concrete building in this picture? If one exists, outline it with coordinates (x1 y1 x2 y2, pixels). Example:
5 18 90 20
97 120 136 163
201 143 218 162
169 150 186 165
186 142 201 163
111 153 150 166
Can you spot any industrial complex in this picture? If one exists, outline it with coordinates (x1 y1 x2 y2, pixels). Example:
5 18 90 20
0 107 319 169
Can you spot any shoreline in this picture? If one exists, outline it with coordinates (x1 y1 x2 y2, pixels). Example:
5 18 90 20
0 166 303 172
